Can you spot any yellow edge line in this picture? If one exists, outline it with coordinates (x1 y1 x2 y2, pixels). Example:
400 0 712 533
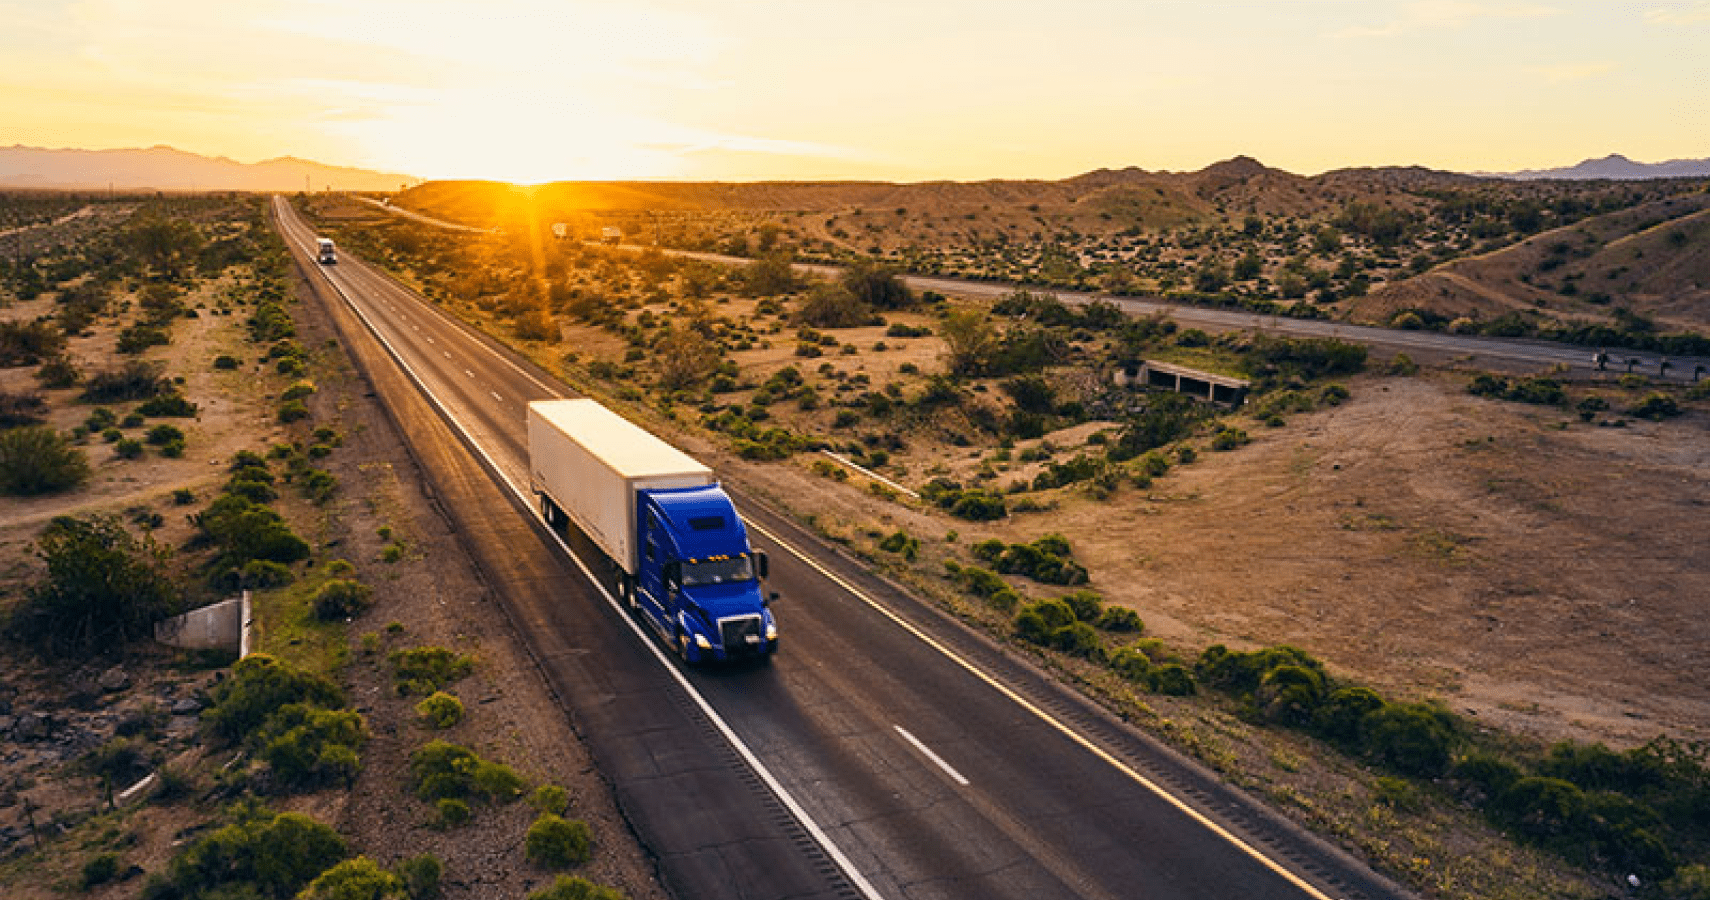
748 521 1336 900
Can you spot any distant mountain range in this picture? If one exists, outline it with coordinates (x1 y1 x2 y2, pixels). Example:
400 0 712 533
0 145 418 192
1494 153 1710 180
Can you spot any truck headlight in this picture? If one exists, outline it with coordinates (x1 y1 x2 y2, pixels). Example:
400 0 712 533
694 634 712 650
765 622 778 640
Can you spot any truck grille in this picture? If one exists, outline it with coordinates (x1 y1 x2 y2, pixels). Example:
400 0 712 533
718 614 764 656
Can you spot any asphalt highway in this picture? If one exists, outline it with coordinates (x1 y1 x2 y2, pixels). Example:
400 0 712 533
275 197 1416 900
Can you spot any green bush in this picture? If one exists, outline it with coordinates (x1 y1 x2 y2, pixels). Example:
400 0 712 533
257 703 366 789
416 692 464 729
1014 599 1077 646
154 809 346 900
9 514 178 659
1362 702 1458 777
281 379 317 401
0 426 90 496
312 578 373 621
1149 663 1197 696
204 654 345 741
146 423 184 445
138 394 198 417
1313 686 1386 748
526 875 629 900
1108 647 1153 683
435 798 470 828
1629 393 1680 420
238 559 295 588
278 399 311 423
390 647 475 695
1095 606 1143 633
82 851 121 888
194 493 311 569
525 813 593 869
297 857 406 900
214 354 241 370
877 530 919 560
530 784 570 815
1255 664 1325 726
409 740 525 804
394 855 442 900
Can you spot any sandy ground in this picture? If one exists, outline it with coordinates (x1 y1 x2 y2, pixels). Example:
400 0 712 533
730 371 1710 750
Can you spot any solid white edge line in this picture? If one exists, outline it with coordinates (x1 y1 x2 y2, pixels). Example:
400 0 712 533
894 725 969 786
273 198 888 900
747 520 1336 900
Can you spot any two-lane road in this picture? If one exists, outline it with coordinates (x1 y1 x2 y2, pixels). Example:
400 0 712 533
276 197 1412 900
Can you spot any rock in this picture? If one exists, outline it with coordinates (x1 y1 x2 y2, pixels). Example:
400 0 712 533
99 666 131 693
170 696 204 716
12 713 47 742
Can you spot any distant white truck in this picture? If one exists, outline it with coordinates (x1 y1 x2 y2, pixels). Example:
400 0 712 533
599 226 623 244
316 238 337 264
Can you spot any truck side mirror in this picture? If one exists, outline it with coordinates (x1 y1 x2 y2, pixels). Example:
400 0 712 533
756 551 769 579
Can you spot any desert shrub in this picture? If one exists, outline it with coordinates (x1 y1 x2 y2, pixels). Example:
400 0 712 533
948 489 1007 520
409 740 525 804
395 854 442 899
0 319 67 365
1255 664 1325 726
435 798 471 827
1197 644 1325 696
1149 663 1197 696
1209 425 1249 451
1058 588 1103 622
81 359 170 401
983 535 1090 586
214 354 241 370
526 875 629 900
1629 393 1680 420
1050 621 1103 658
1313 686 1386 748
0 426 90 496
1109 647 1153 682
416 692 464 729
139 393 198 416
117 323 170 354
146 423 184 445
35 356 79 388
9 514 178 658
530 785 570 816
115 437 144 459
390 647 475 695
1492 776 1587 839
204 654 345 741
525 814 593 869
82 851 121 888
153 808 346 900
281 379 317 401
238 559 295 588
256 704 366 789
1362 702 1458 777
794 283 871 328
1095 606 1143 633
1449 751 1524 804
312 578 373 621
1661 865 1710 900
1014 598 1075 645
877 529 919 560
297 857 406 900
278 399 310 423
196 495 312 575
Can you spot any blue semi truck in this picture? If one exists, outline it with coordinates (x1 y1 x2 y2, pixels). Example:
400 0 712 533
527 399 778 663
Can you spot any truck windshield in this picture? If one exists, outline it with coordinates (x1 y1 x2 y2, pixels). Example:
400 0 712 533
680 555 755 587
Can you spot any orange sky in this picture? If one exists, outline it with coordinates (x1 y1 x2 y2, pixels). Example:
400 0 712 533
3 0 1707 182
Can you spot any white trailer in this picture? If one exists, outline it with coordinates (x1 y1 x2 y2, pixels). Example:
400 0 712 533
526 399 712 575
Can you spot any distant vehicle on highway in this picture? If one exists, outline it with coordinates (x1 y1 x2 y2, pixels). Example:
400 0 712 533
599 226 623 244
316 237 337 264
528 399 779 663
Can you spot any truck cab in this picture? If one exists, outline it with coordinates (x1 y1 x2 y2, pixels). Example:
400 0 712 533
634 485 777 663
317 238 337 264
